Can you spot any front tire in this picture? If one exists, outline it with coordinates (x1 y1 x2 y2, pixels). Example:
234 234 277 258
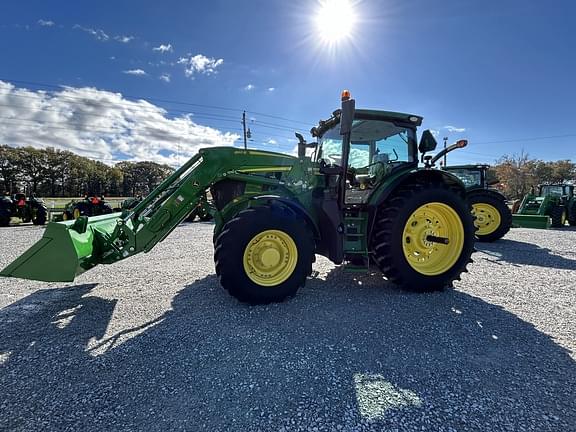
371 181 475 292
214 205 314 304
468 191 512 242
550 206 566 228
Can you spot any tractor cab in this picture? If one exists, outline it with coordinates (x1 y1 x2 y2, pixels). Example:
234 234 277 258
539 184 574 199
312 108 423 205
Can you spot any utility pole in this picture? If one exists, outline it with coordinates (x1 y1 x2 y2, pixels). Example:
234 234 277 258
242 111 247 150
443 137 448 167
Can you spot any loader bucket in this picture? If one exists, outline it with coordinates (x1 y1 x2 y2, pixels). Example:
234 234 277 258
512 214 551 229
0 213 121 282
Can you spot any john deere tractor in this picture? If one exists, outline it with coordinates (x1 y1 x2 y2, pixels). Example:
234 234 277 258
0 192 48 227
513 184 576 228
1 91 475 304
443 165 512 242
62 195 114 220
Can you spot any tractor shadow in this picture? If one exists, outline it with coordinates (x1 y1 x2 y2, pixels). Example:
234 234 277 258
475 239 576 270
0 273 574 431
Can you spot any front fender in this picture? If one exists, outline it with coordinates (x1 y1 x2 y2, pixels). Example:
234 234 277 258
212 194 320 243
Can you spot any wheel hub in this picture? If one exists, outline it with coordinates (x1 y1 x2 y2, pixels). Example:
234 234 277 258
402 202 465 276
471 203 501 235
243 230 298 287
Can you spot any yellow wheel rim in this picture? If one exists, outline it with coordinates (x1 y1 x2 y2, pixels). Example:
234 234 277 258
471 203 501 236
561 211 566 226
402 202 465 276
243 229 298 286
73 208 81 219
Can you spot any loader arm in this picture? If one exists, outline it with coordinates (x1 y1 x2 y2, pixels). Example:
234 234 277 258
1 147 298 282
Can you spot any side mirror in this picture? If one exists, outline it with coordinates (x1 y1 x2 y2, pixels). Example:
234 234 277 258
295 132 317 158
418 130 438 153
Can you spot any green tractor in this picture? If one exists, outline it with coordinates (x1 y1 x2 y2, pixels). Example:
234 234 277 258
185 192 214 222
513 184 576 229
62 195 114 220
1 91 476 304
442 165 512 242
0 192 48 227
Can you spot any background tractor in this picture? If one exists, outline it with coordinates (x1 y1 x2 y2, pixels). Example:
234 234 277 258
62 195 114 220
2 91 475 305
513 184 575 228
0 192 47 227
442 165 512 242
185 193 214 222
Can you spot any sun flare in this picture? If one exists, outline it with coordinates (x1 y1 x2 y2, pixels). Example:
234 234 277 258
314 0 357 44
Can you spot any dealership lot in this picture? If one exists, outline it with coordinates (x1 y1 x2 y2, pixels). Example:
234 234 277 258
0 223 574 432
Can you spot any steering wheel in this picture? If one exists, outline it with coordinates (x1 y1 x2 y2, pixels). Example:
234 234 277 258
326 153 342 164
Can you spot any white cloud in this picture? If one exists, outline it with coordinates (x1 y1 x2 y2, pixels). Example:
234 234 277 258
38 19 55 27
153 43 173 53
244 84 255 91
429 129 440 137
123 69 147 76
177 54 224 78
159 73 171 83
114 35 134 43
266 138 277 145
267 87 275 92
444 125 466 133
73 24 109 41
0 80 240 166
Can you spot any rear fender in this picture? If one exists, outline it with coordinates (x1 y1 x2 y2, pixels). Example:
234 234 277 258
466 188 507 203
368 169 467 239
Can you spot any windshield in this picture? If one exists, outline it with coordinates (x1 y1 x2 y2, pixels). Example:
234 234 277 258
540 185 564 196
447 169 482 188
317 119 416 168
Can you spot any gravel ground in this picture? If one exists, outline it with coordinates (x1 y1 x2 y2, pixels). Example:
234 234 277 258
0 223 574 432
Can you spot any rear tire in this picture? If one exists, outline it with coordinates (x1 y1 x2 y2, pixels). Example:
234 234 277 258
371 181 475 292
214 205 314 304
198 209 213 222
468 191 512 242
550 206 566 228
569 203 576 226
0 213 9 227
32 205 47 225
0 202 11 227
101 203 113 215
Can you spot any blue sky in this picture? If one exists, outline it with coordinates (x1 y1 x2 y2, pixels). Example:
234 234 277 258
0 0 574 165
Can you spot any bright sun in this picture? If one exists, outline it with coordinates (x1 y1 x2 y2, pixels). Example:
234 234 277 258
314 0 357 44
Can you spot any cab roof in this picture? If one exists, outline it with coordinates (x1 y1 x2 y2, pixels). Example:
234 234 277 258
355 109 423 126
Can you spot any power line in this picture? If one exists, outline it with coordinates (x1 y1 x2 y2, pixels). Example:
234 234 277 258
0 93 312 136
472 134 576 146
0 77 314 127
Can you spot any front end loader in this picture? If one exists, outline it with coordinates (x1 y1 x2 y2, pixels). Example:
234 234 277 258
513 184 575 229
1 91 475 304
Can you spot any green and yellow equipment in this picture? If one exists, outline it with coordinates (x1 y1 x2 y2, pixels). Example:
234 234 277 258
0 192 47 227
1 91 476 304
513 184 575 229
62 196 114 221
443 165 512 242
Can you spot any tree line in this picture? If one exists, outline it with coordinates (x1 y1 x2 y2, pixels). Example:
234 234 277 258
1 144 573 200
0 145 174 197
492 153 575 199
